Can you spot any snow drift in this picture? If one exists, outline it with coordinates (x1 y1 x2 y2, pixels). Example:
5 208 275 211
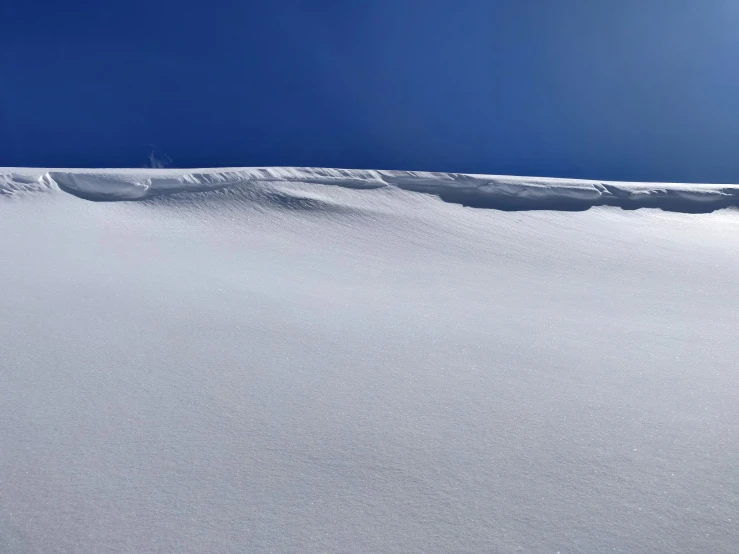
1 166 737 553
2 166 739 212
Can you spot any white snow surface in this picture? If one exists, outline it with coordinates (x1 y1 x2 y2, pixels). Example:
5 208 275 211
3 166 739 211
1 167 738 552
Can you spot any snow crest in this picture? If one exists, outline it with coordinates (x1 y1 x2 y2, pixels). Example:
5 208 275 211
2 167 738 213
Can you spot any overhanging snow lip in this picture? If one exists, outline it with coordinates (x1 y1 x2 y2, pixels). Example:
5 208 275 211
2 167 738 213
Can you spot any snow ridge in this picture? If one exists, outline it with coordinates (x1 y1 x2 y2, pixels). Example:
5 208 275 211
2 167 739 213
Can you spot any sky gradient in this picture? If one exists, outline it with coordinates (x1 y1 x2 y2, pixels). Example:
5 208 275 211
2 0 738 182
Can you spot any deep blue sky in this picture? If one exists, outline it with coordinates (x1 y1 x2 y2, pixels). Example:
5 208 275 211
2 1 738 182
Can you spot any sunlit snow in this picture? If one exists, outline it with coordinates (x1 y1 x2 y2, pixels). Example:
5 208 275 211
1 168 737 553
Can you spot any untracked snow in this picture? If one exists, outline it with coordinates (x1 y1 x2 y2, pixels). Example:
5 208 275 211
1 168 738 553
3 167 739 212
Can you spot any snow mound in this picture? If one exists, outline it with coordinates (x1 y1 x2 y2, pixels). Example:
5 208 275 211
2 167 739 213
2 164 738 553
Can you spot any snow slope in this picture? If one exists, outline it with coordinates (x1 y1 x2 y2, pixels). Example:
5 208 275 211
1 168 738 553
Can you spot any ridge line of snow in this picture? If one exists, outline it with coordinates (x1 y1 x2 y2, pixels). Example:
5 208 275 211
2 167 738 213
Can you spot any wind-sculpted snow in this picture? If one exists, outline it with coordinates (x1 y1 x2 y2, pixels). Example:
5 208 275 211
2 165 738 553
2 167 739 213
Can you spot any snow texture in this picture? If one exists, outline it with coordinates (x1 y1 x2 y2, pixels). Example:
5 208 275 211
1 167 738 553
2 167 739 212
